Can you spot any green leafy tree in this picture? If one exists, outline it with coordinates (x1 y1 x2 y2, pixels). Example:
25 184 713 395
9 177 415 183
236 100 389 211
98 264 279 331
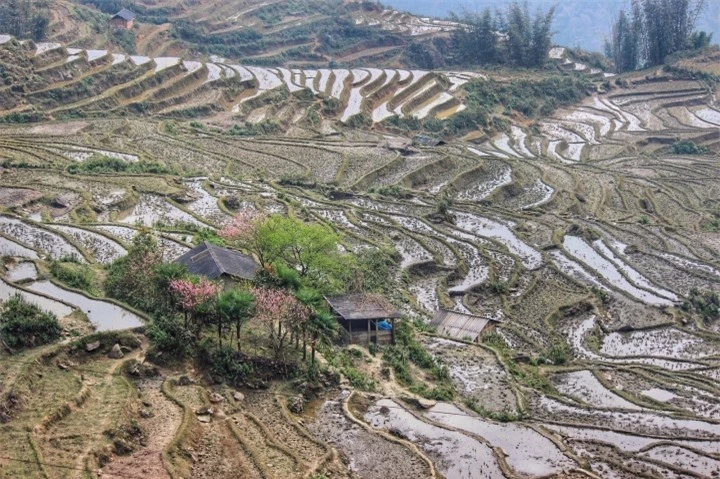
104 231 164 313
221 211 352 293
608 0 708 71
217 289 255 352
152 262 188 315
0 0 49 41
451 8 499 65
503 1 556 68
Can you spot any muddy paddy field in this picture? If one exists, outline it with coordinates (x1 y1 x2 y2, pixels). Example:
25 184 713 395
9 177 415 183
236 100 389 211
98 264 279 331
1 70 720 478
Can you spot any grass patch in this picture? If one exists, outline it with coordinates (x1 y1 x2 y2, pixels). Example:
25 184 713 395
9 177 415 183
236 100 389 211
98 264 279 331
67 155 174 175
49 259 95 293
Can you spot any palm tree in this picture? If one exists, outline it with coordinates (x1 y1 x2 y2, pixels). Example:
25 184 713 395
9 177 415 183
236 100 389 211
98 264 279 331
217 289 255 351
294 288 324 360
307 310 338 366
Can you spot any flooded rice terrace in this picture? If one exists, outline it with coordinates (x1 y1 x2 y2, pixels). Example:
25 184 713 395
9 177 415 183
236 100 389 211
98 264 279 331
0 65 719 479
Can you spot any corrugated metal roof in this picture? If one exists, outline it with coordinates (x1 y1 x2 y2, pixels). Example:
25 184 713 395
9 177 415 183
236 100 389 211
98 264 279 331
326 293 402 320
113 8 136 21
431 309 498 341
175 242 259 280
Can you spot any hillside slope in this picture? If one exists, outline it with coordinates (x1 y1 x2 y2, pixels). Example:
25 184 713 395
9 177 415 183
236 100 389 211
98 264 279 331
0 35 611 138
37 0 465 69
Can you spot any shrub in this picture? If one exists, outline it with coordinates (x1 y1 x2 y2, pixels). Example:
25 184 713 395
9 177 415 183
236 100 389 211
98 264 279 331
345 113 372 129
49 260 94 291
226 120 282 137
683 288 720 323
67 155 174 175
146 315 193 357
0 295 62 348
342 366 376 391
409 382 454 401
543 341 572 365
203 343 255 385
671 140 708 155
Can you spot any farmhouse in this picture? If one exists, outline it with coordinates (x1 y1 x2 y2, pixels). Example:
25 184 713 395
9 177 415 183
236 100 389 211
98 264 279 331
174 242 260 288
111 8 136 29
412 134 446 147
431 309 501 342
326 293 401 345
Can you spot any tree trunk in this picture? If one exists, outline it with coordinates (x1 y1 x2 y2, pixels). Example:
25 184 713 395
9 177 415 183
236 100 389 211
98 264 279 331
311 338 317 366
302 327 307 361
184 311 188 330
218 317 222 347
236 319 242 353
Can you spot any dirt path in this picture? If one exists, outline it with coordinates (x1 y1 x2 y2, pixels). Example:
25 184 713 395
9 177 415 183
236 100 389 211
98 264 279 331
169 383 264 479
244 391 328 470
136 24 171 56
101 376 182 479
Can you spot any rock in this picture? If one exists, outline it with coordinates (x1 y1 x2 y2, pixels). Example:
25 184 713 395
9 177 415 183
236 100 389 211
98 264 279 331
213 409 226 419
233 391 245 402
177 375 193 386
85 341 101 352
51 193 76 209
108 344 124 359
139 408 153 418
197 415 211 424
170 191 200 204
195 407 213 416
208 392 225 404
417 398 436 409
512 353 532 364
287 395 305 414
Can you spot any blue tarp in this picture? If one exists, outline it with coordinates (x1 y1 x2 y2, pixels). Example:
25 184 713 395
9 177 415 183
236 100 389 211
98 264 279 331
378 320 392 331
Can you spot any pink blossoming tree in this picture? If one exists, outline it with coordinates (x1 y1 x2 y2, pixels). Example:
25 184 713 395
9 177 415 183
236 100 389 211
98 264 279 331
252 287 310 360
170 277 220 331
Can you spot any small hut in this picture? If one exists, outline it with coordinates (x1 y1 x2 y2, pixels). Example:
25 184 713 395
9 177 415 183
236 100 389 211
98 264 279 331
412 134 446 147
174 242 260 289
111 8 136 29
326 293 402 345
431 309 500 342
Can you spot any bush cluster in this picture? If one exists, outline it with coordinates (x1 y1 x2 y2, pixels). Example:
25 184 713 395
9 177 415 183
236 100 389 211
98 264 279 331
0 295 62 349
67 155 174 175
49 260 94 291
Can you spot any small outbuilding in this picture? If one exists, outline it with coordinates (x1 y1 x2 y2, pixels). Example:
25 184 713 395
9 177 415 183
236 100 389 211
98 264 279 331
326 293 402 345
174 242 260 288
111 8 136 29
431 309 500 342
412 134 446 147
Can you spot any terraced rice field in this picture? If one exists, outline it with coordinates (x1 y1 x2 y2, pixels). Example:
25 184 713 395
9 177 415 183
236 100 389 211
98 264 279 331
0 37 494 125
1 28 720 478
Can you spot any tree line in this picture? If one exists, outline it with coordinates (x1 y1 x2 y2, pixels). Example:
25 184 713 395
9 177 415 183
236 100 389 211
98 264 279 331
0 0 49 41
449 1 556 68
606 0 712 72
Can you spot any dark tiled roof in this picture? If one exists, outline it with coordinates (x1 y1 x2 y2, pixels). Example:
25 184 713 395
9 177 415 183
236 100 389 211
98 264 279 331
113 8 136 21
412 134 445 147
431 309 500 341
326 293 401 321
175 242 259 280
